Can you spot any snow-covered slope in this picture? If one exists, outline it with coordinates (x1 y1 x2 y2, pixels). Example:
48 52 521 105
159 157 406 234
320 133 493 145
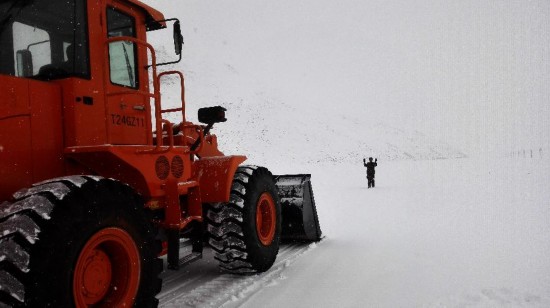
144 0 466 166
211 100 467 165
154 54 466 166
144 0 550 159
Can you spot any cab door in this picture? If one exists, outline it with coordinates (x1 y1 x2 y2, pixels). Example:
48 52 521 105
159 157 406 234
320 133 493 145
104 1 151 145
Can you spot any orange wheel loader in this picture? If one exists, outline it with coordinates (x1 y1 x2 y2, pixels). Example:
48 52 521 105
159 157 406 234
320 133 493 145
0 0 321 307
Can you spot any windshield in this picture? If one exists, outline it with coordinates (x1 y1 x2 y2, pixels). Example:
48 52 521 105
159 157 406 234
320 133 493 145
0 0 89 80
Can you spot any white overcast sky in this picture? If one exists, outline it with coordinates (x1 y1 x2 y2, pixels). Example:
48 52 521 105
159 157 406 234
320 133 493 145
145 0 550 156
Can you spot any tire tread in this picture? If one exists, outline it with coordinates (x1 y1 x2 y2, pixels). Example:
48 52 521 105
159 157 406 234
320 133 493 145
205 165 280 274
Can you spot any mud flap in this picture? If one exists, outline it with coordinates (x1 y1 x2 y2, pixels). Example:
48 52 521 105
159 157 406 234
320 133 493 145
274 174 322 242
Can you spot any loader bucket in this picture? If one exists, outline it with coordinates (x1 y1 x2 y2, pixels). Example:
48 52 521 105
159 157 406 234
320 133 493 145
274 174 322 242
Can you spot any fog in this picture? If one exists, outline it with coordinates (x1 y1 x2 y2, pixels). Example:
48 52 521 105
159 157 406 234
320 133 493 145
144 0 550 157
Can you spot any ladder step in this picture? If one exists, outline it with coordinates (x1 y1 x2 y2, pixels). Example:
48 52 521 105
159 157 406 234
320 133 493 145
178 252 202 268
161 107 183 113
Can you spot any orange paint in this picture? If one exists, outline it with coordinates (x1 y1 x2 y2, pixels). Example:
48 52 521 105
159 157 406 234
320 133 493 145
1 0 245 236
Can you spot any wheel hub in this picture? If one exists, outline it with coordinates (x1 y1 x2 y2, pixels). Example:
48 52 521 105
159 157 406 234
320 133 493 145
73 227 141 306
256 192 276 246
80 249 112 303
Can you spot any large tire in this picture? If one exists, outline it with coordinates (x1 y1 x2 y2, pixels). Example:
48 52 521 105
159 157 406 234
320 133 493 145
0 176 162 307
206 166 281 274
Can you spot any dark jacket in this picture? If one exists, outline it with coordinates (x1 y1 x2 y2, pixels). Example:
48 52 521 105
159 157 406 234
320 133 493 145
364 161 377 178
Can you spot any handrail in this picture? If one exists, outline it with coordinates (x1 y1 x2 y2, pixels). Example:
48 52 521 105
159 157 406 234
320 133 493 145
157 70 186 144
104 36 190 154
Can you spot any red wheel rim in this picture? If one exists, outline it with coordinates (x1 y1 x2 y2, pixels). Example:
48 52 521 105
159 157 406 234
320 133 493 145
73 228 140 307
256 192 276 246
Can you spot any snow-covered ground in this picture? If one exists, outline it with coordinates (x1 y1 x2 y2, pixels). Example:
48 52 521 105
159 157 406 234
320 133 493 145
141 1 550 306
160 156 550 307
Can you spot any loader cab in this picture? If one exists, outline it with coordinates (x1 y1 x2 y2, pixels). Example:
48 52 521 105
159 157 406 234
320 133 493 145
0 0 172 198
0 0 171 146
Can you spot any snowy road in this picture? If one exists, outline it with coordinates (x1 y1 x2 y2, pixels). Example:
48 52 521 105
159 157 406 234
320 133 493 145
159 242 318 307
159 157 550 307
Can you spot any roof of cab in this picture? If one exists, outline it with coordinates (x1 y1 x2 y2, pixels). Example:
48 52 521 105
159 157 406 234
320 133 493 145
125 0 167 31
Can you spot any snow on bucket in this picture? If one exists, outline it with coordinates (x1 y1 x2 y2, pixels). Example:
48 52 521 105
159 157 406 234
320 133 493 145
274 174 322 242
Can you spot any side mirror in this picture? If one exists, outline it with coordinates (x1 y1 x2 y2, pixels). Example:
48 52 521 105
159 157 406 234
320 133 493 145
149 18 184 67
173 20 183 55
16 50 33 77
198 106 227 125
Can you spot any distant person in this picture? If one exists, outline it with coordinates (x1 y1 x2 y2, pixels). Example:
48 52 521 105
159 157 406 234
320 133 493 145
363 157 378 188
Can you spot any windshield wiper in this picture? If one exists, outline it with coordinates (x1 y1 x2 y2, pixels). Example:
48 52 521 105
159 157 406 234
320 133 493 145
122 42 135 87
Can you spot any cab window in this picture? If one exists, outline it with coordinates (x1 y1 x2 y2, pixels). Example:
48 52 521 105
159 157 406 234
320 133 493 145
0 0 90 79
107 7 138 88
13 22 50 76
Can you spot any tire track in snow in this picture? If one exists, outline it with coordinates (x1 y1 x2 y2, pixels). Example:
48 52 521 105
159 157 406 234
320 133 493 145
160 243 304 307
159 241 322 308
425 288 550 308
